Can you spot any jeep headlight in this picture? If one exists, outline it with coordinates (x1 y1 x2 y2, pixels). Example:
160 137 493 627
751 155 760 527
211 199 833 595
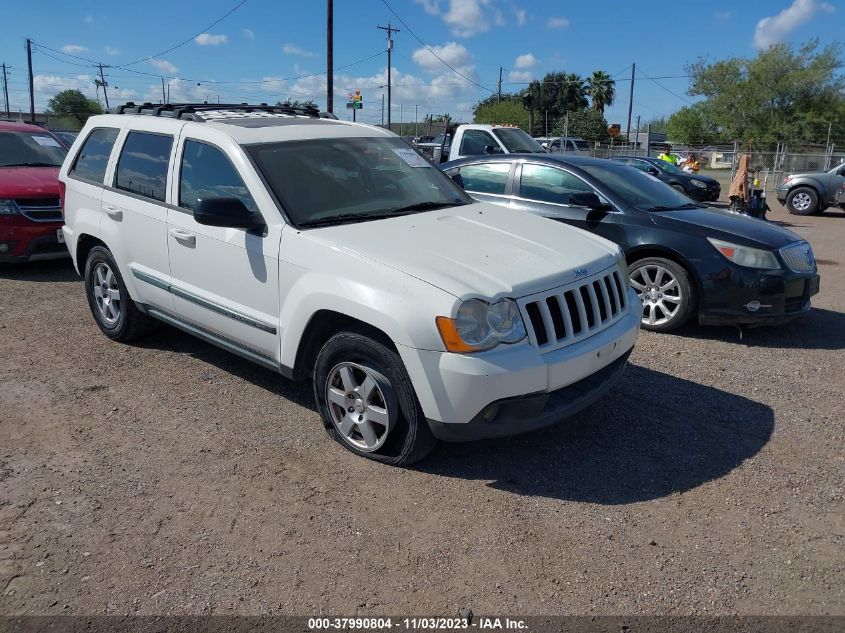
0 199 21 215
708 238 780 269
436 298 527 352
690 179 707 189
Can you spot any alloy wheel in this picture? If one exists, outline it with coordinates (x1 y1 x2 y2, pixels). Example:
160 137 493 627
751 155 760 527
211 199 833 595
325 362 393 452
629 264 683 327
92 262 122 325
791 192 812 212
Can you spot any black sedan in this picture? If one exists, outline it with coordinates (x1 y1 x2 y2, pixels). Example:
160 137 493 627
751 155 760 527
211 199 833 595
610 155 721 202
441 154 819 332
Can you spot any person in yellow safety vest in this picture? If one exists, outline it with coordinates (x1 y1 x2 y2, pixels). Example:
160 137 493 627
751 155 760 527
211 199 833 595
657 146 679 165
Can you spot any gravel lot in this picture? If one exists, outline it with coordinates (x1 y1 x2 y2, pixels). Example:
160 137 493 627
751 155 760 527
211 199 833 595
1 201 843 617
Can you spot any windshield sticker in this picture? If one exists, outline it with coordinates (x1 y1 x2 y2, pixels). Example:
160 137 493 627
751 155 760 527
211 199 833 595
32 136 62 148
392 148 430 168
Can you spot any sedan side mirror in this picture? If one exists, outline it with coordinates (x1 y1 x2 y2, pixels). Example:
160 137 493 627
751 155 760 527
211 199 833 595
569 191 611 211
194 198 264 230
648 167 660 176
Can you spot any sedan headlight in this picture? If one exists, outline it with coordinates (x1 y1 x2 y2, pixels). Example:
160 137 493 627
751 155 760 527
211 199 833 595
707 238 780 270
0 199 21 215
690 179 707 189
436 298 527 352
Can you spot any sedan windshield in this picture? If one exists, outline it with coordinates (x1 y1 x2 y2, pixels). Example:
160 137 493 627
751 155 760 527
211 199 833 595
580 163 702 211
247 137 471 226
0 131 67 167
492 128 545 153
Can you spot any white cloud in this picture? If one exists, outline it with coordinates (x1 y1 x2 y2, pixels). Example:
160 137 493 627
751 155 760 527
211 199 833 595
242 28 255 40
61 44 88 55
754 0 835 49
149 59 179 75
283 43 319 58
714 10 733 21
195 33 228 46
147 79 214 103
508 70 532 83
514 53 537 69
547 16 570 29
515 8 527 26
411 42 472 72
105 46 121 56
415 0 440 14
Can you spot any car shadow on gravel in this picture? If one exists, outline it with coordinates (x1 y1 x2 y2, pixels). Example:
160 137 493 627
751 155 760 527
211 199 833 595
673 307 845 350
0 259 78 282
419 363 773 504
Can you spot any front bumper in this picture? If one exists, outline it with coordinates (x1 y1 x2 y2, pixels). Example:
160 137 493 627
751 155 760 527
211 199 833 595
398 291 640 438
776 186 789 203
688 184 720 202
0 221 69 263
698 258 819 326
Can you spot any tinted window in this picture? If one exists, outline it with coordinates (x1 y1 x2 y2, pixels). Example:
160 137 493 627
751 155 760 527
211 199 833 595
71 128 119 183
627 159 653 172
458 163 511 194
460 130 497 156
520 164 592 204
179 140 257 213
0 131 67 168
115 132 173 201
580 164 695 210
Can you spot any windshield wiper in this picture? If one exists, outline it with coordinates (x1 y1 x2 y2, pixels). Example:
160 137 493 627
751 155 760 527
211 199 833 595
298 201 467 228
643 202 706 212
389 200 467 214
2 162 61 168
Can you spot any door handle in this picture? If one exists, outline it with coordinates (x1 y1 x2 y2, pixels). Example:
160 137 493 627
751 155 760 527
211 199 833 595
169 228 196 246
103 205 123 220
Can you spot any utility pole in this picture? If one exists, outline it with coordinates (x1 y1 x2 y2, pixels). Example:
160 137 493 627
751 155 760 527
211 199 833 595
625 63 635 143
414 104 418 138
497 66 502 101
161 78 167 103
26 38 35 124
326 0 333 113
1 63 9 118
97 64 110 109
633 115 641 156
377 21 399 130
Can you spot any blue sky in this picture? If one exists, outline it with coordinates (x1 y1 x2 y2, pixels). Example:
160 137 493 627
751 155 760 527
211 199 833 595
1 0 843 128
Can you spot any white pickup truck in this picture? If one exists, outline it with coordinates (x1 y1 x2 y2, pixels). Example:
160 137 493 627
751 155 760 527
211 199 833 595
417 124 546 164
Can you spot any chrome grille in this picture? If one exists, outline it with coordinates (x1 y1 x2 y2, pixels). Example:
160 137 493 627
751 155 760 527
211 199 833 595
521 269 627 352
15 198 62 223
780 241 815 273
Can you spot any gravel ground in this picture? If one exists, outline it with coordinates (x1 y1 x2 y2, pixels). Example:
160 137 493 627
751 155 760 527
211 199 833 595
1 201 843 617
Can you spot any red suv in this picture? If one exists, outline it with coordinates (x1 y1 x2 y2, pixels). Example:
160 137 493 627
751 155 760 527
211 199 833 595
0 121 69 263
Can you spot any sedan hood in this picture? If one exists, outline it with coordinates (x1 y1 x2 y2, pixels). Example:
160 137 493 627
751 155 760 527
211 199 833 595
0 166 61 198
301 202 620 299
654 206 802 249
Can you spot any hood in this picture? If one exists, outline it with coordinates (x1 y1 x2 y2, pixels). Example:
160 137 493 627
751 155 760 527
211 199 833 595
654 206 802 249
685 173 718 185
0 166 61 198
301 203 620 299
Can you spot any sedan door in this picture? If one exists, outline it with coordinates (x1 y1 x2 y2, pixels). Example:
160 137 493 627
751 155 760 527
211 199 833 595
444 161 515 206
166 135 281 364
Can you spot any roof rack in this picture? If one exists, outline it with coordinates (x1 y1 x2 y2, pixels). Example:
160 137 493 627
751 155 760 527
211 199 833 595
109 102 321 122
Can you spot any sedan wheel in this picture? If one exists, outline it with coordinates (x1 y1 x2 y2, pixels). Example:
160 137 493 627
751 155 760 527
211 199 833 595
628 257 694 332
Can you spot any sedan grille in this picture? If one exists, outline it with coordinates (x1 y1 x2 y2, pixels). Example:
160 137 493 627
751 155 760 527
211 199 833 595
520 269 627 352
779 241 815 273
15 198 62 223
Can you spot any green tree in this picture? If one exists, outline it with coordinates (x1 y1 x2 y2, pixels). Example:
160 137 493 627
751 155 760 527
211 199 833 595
276 99 318 109
473 96 530 129
45 89 102 127
666 102 720 144
553 108 609 143
587 70 615 114
685 39 845 146
526 72 588 119
642 117 668 134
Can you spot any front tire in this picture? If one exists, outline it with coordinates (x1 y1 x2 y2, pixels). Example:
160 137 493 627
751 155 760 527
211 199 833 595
313 331 437 465
84 246 156 341
628 257 694 332
786 187 819 215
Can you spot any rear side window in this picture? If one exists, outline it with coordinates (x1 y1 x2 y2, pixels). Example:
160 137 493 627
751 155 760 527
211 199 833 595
179 140 257 213
71 128 119 183
115 132 173 202
458 162 511 194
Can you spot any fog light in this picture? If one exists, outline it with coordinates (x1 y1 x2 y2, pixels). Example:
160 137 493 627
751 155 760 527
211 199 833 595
480 404 499 422
0 243 9 253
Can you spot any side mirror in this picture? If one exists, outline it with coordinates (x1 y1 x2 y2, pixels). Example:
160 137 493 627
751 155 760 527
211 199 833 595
484 144 503 155
194 198 263 230
648 167 660 176
569 192 611 211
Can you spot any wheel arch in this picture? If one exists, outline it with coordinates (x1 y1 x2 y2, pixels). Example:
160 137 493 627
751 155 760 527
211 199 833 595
75 233 108 274
625 246 702 309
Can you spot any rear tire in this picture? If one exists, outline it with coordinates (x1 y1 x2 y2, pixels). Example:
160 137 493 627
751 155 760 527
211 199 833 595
313 331 437 466
628 257 694 332
786 187 819 215
84 246 156 342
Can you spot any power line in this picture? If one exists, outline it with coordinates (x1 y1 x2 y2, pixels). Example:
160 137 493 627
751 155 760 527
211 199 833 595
637 67 694 105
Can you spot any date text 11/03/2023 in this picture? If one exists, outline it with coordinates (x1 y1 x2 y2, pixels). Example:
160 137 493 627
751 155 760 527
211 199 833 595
307 617 529 630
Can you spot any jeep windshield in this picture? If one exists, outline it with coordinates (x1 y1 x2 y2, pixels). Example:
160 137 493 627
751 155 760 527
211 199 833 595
0 131 67 168
580 163 704 211
247 137 470 227
491 128 544 153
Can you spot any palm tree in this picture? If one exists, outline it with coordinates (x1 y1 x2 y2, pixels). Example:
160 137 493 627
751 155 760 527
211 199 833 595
588 70 616 114
560 73 588 112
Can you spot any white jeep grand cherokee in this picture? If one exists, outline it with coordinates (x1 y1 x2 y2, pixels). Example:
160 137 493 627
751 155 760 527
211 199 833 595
60 103 640 465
